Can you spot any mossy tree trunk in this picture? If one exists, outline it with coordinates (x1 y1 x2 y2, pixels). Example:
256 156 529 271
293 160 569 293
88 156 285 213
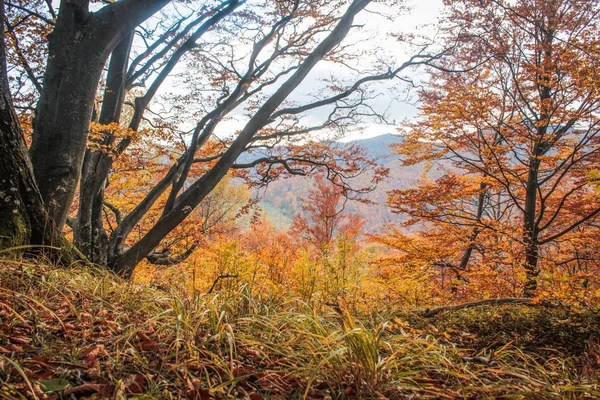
0 0 83 265
0 0 43 249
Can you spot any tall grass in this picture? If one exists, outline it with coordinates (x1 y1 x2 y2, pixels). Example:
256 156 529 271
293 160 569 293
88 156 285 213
0 258 598 399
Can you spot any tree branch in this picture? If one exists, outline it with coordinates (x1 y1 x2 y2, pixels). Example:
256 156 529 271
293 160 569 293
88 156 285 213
413 298 535 317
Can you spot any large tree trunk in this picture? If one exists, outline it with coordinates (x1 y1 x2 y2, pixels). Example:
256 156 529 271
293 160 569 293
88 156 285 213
75 33 133 264
30 0 170 231
0 0 47 249
0 70 38 249
69 1 239 265
0 0 82 265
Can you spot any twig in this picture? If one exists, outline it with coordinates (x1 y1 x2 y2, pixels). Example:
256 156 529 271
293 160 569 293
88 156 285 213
207 274 238 294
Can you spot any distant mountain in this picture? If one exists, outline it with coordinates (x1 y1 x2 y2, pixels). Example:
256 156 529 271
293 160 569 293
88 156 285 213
347 133 404 162
253 133 431 233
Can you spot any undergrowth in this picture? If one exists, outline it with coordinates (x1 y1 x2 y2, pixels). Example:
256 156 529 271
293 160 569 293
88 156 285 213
0 258 599 399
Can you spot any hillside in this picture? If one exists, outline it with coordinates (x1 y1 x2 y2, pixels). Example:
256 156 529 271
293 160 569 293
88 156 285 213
255 134 429 232
2 260 599 399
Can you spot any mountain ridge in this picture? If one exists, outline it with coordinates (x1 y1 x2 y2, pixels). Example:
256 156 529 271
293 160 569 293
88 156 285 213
254 133 424 232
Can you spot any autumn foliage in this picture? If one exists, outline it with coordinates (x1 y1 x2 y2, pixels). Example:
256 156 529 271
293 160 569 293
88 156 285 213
2 0 600 398
381 0 600 304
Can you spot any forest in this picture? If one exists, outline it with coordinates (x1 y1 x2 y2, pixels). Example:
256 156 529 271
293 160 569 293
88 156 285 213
0 0 599 398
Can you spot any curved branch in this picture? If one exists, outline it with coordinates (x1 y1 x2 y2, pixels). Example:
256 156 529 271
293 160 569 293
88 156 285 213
146 244 197 266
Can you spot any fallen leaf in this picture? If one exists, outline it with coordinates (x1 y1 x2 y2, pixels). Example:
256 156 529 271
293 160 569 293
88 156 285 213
100 384 116 398
136 331 152 342
82 345 108 358
63 383 102 396
140 340 158 351
198 388 211 400
125 374 145 394
6 343 23 352
63 323 76 331
13 322 32 331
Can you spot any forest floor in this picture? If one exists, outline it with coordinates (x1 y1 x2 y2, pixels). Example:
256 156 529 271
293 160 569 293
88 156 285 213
1 258 599 399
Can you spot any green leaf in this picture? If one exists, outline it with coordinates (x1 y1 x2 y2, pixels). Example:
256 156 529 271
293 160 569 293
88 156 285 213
38 378 70 393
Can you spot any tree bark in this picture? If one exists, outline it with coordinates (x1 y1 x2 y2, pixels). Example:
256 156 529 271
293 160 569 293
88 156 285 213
70 2 240 265
523 154 541 297
30 0 170 230
0 0 83 265
75 33 134 264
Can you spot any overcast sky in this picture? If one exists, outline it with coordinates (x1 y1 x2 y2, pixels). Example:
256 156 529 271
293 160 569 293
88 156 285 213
139 0 445 142
350 0 444 139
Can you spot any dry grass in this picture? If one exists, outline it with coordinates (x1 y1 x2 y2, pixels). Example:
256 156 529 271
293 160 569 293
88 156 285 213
0 258 598 399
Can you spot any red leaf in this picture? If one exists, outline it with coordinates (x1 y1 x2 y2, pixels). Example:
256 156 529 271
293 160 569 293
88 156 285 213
6 343 23 352
82 345 108 358
63 323 76 331
140 341 158 351
197 388 211 400
100 384 116 398
136 331 152 342
41 313 54 321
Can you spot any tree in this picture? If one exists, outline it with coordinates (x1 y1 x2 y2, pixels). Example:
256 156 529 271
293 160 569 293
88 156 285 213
73 0 243 264
30 0 171 229
0 0 171 249
103 170 250 267
0 0 46 248
291 174 364 255
389 0 600 296
290 173 366 299
0 0 81 263
1 0 450 278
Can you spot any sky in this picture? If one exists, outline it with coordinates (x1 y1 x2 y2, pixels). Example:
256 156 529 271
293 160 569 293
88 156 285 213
130 0 446 143
215 0 445 141
351 0 444 138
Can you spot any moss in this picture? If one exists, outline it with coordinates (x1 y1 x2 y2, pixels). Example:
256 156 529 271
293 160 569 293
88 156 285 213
0 211 30 250
409 305 600 357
